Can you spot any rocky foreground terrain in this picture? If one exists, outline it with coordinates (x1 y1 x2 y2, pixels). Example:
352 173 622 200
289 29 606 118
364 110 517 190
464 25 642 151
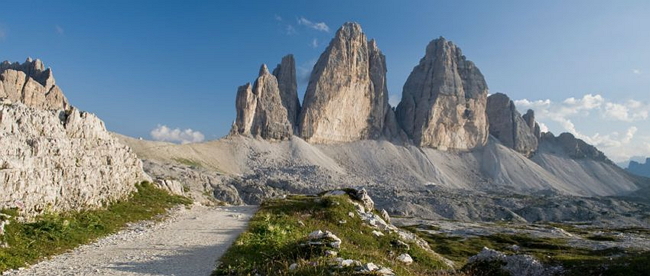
1 59 150 215
120 22 650 228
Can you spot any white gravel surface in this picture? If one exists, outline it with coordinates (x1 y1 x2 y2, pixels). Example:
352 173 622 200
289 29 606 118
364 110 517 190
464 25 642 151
3 204 257 276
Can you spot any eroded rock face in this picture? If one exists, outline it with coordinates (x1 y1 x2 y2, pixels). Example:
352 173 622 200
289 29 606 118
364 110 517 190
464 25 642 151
272 55 301 129
487 93 538 156
0 103 150 215
298 22 391 143
396 38 488 150
0 58 68 110
234 64 292 140
541 132 609 162
522 109 541 139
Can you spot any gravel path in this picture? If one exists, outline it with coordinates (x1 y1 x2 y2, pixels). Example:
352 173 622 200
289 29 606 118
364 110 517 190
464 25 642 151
4 204 257 276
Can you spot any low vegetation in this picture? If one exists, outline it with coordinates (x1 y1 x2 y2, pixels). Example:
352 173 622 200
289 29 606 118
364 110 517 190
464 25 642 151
214 194 451 276
407 225 650 276
0 182 191 272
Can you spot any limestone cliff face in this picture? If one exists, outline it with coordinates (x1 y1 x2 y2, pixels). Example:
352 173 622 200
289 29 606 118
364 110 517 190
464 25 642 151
0 59 149 215
298 22 391 143
486 93 538 156
522 109 541 140
272 55 301 129
0 58 68 110
234 65 293 140
0 103 150 215
396 38 489 150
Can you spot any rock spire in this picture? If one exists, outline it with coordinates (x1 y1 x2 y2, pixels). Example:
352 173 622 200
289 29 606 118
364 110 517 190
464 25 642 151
0 58 69 110
395 37 489 150
486 93 539 156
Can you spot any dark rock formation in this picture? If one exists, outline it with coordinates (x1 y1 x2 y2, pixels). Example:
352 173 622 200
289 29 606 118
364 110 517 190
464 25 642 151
272 54 300 129
540 132 609 162
626 158 650 178
486 93 538 156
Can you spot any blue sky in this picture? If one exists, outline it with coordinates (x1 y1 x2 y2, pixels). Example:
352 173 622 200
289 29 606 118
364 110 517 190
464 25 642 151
1 0 648 162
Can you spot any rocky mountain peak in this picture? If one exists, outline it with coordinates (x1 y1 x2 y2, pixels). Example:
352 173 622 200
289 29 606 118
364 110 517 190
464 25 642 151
486 93 539 156
272 54 300 128
233 61 293 140
396 37 489 150
298 22 392 143
0 58 68 110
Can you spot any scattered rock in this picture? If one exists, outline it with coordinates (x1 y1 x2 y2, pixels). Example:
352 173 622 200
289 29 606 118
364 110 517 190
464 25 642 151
466 247 563 276
324 250 338 257
391 240 410 251
306 230 342 249
380 209 391 224
397 253 413 265
372 230 384 237
288 263 298 270
351 188 375 211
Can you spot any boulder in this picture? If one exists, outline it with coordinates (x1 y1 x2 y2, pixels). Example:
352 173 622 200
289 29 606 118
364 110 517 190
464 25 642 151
396 37 489 150
298 22 392 143
486 93 538 156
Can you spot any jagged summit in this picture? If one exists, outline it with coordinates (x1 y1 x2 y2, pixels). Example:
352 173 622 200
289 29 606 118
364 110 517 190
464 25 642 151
486 93 539 157
233 62 293 140
298 22 394 143
0 58 68 110
272 54 300 129
396 37 489 150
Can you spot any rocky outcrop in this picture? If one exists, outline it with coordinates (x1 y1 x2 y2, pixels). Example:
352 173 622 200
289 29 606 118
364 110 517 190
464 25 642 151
0 103 150 215
396 37 489 150
0 58 68 110
272 55 300 129
627 158 650 178
540 132 609 162
522 109 541 139
233 65 293 140
298 22 392 143
486 93 538 156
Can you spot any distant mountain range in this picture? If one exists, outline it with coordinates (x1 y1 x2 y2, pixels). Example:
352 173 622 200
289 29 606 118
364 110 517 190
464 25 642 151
627 158 650 178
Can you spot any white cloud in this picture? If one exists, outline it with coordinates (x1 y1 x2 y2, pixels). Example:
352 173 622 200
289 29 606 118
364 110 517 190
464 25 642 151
633 69 642 75
515 94 650 162
537 122 549 133
150 125 205 144
311 38 318 48
285 25 297 35
55 25 64 35
274 14 283 21
297 17 330 32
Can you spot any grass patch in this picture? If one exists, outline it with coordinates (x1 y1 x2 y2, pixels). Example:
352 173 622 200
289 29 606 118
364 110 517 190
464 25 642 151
0 182 191 272
214 194 452 276
407 225 650 275
173 158 203 168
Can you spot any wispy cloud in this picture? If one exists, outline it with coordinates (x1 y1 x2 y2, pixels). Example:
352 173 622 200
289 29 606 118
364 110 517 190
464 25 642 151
515 94 650 161
286 25 297 35
297 17 330 32
150 125 205 144
633 69 642 75
55 25 64 35
0 26 6 40
311 38 319 48
274 14 283 22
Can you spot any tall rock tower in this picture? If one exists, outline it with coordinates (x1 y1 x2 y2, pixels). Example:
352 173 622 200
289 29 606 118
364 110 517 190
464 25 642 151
396 38 489 150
